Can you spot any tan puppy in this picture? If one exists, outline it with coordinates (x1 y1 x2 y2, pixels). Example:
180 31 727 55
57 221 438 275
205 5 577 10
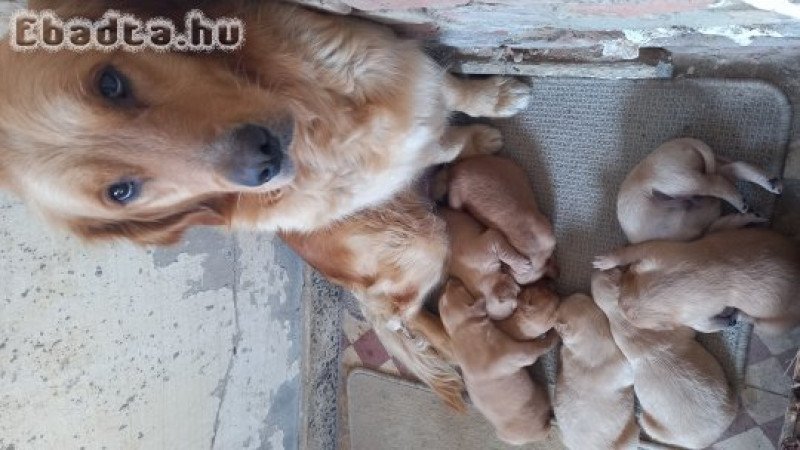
553 293 639 450
594 228 800 334
617 137 781 243
441 207 533 319
444 155 556 283
591 270 737 449
497 280 560 340
439 280 557 445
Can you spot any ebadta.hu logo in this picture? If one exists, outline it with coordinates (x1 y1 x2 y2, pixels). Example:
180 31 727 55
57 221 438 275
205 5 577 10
10 9 245 52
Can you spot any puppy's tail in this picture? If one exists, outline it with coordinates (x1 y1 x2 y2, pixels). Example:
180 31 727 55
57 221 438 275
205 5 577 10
366 309 467 412
692 140 718 175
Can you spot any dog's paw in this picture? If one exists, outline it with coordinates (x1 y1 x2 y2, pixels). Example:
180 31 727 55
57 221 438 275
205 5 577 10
592 255 618 271
490 77 531 117
768 177 784 194
469 124 503 155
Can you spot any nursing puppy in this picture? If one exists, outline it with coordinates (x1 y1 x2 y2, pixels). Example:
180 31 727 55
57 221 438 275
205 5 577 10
439 279 557 445
594 228 800 334
617 138 781 243
496 280 559 340
553 294 638 450
591 270 737 449
441 207 532 320
442 155 556 283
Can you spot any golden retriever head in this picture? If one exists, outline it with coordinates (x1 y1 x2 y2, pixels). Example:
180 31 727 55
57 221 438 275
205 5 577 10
0 1 343 245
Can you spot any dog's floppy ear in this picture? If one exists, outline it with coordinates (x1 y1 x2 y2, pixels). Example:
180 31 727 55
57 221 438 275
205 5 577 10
68 205 228 246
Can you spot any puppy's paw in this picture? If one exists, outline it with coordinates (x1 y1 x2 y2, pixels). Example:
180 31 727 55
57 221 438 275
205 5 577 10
768 177 784 194
739 199 751 213
592 255 619 271
490 77 531 117
469 124 504 155
487 298 518 321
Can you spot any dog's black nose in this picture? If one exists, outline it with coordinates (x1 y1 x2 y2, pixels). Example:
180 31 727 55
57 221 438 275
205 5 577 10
227 124 287 187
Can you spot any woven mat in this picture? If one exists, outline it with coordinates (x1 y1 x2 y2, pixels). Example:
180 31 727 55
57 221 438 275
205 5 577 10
302 78 793 450
347 369 566 450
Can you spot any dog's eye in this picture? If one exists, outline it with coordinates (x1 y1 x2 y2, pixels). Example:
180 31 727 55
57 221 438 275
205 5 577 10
107 180 140 204
98 67 129 100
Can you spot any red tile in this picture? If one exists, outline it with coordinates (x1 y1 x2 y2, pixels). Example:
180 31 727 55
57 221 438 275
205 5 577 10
718 407 759 442
761 415 786 446
748 334 774 365
352 329 391 369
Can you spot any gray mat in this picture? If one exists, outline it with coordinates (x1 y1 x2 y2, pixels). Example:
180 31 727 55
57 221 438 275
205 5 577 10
494 77 791 389
347 369 566 450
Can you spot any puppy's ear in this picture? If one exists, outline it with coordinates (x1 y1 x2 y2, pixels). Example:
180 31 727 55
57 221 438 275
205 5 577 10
69 206 228 246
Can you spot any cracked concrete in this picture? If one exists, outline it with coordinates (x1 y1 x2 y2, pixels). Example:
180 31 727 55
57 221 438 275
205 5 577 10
0 193 303 450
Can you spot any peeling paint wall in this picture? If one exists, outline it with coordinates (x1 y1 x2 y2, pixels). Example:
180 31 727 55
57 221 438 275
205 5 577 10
293 0 800 52
0 193 303 450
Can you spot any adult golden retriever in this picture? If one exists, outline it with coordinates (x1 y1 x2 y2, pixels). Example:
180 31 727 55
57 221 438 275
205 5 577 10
0 1 530 407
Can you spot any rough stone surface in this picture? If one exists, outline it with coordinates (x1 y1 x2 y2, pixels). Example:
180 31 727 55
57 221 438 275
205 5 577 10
0 193 303 450
287 0 800 50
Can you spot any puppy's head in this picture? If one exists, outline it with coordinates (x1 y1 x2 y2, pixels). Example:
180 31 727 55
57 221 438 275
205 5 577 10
554 293 603 342
0 1 324 244
438 279 484 334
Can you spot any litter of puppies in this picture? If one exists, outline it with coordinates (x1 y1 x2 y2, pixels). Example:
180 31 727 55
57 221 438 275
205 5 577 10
435 139 798 448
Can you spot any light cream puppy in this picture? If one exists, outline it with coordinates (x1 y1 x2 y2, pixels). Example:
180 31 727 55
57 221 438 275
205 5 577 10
553 293 639 450
439 279 557 445
591 270 737 449
444 155 556 283
594 228 800 334
497 280 560 340
441 207 532 319
617 137 781 243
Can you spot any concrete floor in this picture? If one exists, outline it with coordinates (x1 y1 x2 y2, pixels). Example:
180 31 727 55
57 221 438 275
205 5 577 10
0 193 305 450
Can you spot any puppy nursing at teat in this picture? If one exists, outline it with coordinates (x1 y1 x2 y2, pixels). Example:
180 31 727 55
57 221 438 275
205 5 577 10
441 207 532 320
496 280 559 340
553 294 638 450
617 137 781 243
439 280 557 445
440 155 556 283
591 270 737 449
594 228 800 334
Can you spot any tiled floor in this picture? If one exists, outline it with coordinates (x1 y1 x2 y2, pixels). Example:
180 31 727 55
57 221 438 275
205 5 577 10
716 328 800 449
341 303 798 449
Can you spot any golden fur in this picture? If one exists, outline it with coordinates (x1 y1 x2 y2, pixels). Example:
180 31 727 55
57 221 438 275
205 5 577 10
440 155 556 282
594 228 800 334
617 137 780 243
441 207 527 320
439 279 557 445
496 280 559 340
0 0 529 244
553 293 639 450
591 270 737 449
0 1 532 409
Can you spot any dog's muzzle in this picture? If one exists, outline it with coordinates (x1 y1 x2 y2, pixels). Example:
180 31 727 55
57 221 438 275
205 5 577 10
226 122 294 187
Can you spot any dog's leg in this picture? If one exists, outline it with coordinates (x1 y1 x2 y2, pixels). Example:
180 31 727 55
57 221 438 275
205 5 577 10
408 309 457 363
443 74 531 118
718 160 783 194
483 228 537 284
436 124 504 164
688 315 734 333
497 329 559 369
707 213 768 232
593 243 655 271
659 174 748 212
